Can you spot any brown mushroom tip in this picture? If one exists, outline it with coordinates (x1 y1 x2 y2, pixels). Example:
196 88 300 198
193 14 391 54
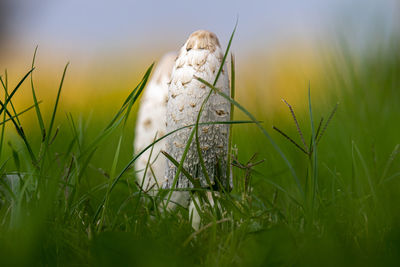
186 30 221 52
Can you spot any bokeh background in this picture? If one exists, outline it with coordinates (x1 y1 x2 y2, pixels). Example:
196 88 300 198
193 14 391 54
1 1 400 266
1 0 399 112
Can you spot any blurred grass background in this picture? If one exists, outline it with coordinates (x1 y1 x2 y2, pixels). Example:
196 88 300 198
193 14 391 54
0 0 400 266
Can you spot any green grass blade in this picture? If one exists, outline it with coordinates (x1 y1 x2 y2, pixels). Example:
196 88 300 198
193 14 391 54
195 77 305 199
1 72 21 126
0 68 34 116
165 127 195 206
0 100 37 164
97 134 125 231
0 109 5 161
379 144 399 185
227 53 236 181
105 63 154 130
383 172 400 184
192 21 238 202
0 101 42 126
353 142 377 201
0 73 9 160
194 89 214 187
46 63 69 145
110 136 123 180
161 151 201 188
213 19 238 86
308 85 318 211
81 63 154 159
30 46 46 136
66 113 82 152
261 177 303 208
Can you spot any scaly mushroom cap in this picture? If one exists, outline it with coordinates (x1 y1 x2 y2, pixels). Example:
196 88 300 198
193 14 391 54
134 52 176 192
165 30 231 191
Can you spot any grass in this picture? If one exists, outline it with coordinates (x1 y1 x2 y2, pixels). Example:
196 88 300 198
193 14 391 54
0 31 400 266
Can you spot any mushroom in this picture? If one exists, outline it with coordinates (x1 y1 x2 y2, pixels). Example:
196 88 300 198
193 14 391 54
164 30 231 208
134 52 176 193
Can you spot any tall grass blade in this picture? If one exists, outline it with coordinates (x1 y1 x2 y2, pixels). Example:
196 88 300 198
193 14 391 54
0 101 42 126
66 113 82 152
308 85 318 211
0 101 37 163
105 63 154 130
82 63 154 158
195 77 305 199
227 53 236 181
30 46 46 136
1 72 21 126
353 142 377 201
0 73 9 160
161 151 201 188
214 19 238 86
0 68 34 116
97 134 124 231
379 144 399 185
46 63 69 146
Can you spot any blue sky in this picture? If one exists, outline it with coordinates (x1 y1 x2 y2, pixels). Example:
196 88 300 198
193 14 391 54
5 0 400 59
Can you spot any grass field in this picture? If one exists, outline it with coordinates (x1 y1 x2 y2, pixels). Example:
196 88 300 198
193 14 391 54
0 30 399 266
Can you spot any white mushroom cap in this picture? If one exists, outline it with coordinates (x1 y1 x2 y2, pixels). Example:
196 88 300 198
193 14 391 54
165 30 231 190
134 52 176 191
